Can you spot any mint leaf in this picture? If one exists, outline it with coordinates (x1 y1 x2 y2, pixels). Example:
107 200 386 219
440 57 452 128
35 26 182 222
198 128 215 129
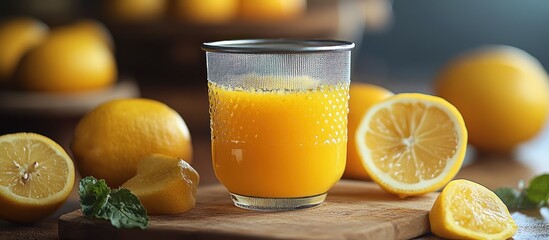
79 176 110 216
526 174 549 204
495 187 539 210
495 174 548 210
495 188 519 209
78 177 149 229
104 189 149 229
516 193 540 210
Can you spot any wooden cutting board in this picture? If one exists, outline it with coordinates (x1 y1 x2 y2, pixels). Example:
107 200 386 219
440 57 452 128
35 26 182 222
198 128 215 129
58 180 438 240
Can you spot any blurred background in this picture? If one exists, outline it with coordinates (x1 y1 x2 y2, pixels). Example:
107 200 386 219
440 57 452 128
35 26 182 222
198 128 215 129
0 0 395 147
0 0 549 185
2 1 549 238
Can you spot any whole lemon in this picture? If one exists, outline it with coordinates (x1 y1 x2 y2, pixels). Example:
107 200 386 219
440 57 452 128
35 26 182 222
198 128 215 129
435 45 549 152
344 83 393 180
104 0 166 23
172 0 238 24
0 17 48 85
16 24 116 92
69 19 114 50
71 98 193 187
239 0 306 21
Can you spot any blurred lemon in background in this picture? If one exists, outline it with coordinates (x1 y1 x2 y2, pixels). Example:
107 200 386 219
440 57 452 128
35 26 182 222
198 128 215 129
435 45 549 152
173 0 238 24
0 17 48 85
239 0 306 21
70 19 114 50
16 22 117 92
71 98 193 187
104 0 166 23
344 83 393 180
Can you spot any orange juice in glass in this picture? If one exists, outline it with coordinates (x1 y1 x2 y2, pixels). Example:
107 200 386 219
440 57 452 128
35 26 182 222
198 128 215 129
202 39 354 210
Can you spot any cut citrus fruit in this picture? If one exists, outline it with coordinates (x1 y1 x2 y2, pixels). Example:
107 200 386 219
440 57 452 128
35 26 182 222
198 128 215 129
0 132 75 223
429 179 517 239
122 154 199 215
355 93 467 197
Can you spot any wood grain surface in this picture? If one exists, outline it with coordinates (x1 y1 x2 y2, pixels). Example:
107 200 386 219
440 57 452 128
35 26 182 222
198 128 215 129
58 180 438 240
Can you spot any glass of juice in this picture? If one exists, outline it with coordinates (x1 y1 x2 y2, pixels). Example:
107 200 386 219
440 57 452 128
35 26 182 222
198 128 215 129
202 39 354 211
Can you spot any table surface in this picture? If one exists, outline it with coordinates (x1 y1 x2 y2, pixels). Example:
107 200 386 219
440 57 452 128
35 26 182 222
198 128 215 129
1 83 549 240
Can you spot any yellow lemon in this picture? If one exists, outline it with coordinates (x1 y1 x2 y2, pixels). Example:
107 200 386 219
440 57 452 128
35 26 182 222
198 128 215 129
429 179 517 239
16 24 116 92
122 154 199 215
69 19 114 50
239 0 306 21
355 93 467 197
104 0 166 23
344 83 393 180
173 0 238 24
0 133 75 223
0 17 48 84
435 45 549 152
71 98 192 187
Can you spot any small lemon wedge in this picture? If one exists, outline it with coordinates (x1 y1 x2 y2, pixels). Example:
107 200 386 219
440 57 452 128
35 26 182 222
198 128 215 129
122 154 199 215
429 179 517 239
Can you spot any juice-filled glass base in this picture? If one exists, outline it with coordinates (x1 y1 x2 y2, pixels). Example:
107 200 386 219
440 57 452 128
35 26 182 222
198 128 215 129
230 192 327 211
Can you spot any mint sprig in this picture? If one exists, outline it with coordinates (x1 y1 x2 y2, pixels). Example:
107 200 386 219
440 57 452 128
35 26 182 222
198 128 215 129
78 176 149 229
495 174 549 210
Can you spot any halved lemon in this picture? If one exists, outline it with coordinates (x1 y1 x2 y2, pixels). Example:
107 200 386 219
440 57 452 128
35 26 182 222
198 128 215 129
355 93 467 197
429 179 517 239
0 133 75 223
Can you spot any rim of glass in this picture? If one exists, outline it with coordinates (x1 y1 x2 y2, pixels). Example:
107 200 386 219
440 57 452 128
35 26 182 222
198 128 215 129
202 39 355 53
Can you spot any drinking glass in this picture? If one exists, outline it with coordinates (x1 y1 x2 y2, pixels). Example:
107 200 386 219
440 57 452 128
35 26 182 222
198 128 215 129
203 39 354 211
